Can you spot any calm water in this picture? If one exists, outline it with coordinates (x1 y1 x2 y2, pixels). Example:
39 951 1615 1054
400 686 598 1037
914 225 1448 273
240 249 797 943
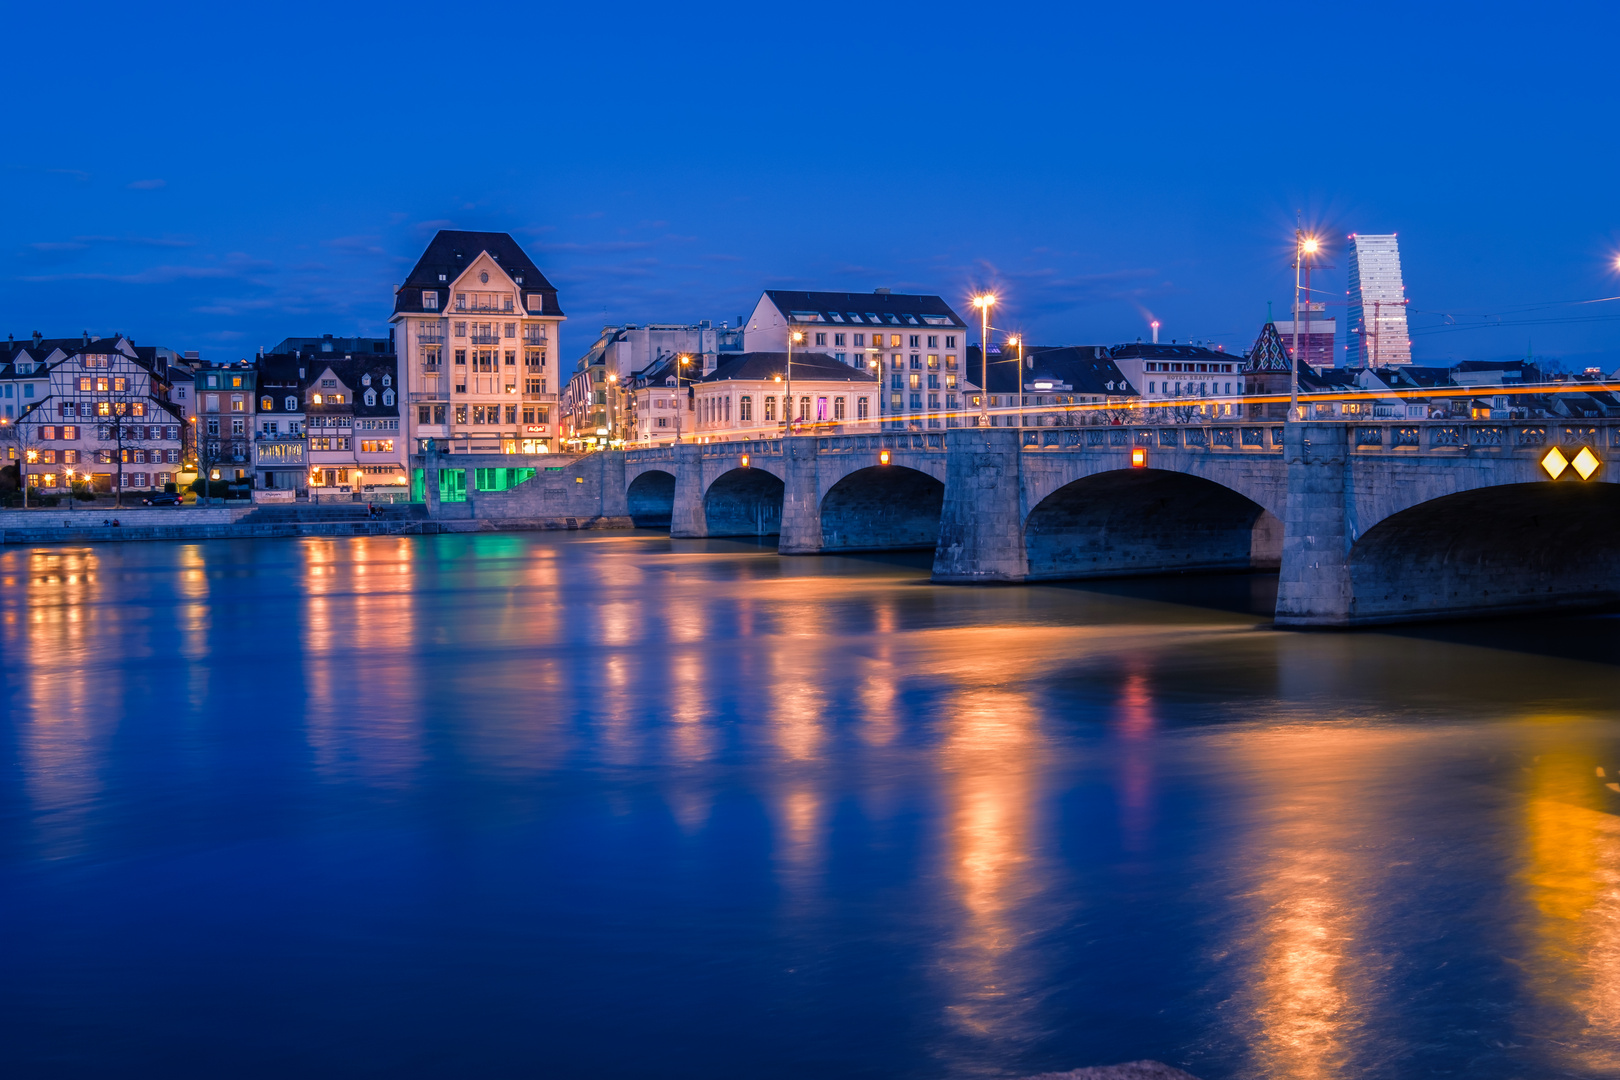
4 534 1620 1079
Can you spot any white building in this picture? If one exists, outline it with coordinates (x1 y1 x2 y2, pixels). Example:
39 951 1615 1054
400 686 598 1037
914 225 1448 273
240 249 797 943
741 290 972 430
1347 233 1412 366
628 351 878 444
1107 342 1245 415
390 231 564 454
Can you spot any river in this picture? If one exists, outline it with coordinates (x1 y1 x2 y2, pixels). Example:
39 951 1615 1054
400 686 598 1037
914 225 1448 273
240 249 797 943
3 532 1620 1078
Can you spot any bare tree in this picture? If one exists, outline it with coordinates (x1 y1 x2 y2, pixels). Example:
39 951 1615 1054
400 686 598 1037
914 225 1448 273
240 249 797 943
0 411 47 508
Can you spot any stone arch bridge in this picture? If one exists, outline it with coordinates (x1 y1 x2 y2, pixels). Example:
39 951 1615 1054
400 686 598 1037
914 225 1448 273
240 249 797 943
614 418 1620 626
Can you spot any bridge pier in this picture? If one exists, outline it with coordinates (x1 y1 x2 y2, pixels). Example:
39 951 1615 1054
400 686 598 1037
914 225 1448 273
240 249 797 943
1275 422 1353 626
669 444 708 538
779 437 824 554
931 428 1028 582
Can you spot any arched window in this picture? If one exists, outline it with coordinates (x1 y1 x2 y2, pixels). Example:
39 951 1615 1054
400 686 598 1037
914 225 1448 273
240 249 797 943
285 396 297 411
364 389 377 407
260 396 273 410
382 389 395 407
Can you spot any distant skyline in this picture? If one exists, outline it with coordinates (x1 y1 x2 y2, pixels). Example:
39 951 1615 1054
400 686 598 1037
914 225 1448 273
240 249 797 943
6 1 1620 368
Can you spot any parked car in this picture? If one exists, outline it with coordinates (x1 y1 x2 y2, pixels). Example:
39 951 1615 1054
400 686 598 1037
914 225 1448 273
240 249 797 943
143 492 184 506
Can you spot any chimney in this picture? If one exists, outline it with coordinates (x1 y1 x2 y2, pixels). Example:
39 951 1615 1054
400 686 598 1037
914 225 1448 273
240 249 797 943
32 331 42 347
83 331 90 346
1151 320 1160 345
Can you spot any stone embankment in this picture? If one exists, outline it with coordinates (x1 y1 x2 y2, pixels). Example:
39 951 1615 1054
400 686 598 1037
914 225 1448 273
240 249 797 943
0 503 625 546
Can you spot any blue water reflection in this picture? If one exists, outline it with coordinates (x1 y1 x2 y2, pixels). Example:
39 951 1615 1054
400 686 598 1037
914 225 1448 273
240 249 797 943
3 533 1620 1078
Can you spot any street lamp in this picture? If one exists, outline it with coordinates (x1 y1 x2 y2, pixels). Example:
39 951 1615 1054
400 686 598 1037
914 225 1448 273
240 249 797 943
1291 230 1319 421
787 329 804 435
972 294 995 426
1007 334 1024 433
676 355 691 443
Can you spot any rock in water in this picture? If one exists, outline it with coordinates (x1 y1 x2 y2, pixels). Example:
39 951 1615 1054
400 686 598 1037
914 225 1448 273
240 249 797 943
1020 1063 1201 1080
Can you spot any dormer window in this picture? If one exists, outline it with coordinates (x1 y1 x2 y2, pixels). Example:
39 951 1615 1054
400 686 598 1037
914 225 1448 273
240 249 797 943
382 389 395 406
438 274 447 282
423 290 439 310
381 374 391 387
361 373 372 386
526 294 543 312
285 396 297 411
260 396 272 410
364 389 377 406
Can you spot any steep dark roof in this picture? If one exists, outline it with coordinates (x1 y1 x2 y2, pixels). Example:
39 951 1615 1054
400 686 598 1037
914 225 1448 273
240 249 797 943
1110 341 1235 363
1241 323 1292 372
762 290 967 329
303 357 401 418
272 335 393 356
1023 346 1137 396
698 351 879 384
394 230 563 317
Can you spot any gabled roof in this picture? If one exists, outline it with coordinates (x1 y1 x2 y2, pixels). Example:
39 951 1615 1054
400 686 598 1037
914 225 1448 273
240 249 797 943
697 351 879 384
760 290 967 329
303 357 401 418
394 230 562 317
1241 323 1292 372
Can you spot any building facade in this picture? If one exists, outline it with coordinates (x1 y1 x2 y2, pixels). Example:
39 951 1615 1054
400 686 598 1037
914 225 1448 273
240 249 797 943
254 354 307 491
3 336 186 492
1346 233 1412 366
302 357 405 491
742 290 972 431
1271 302 1338 369
1109 342 1245 416
194 362 257 482
390 231 564 455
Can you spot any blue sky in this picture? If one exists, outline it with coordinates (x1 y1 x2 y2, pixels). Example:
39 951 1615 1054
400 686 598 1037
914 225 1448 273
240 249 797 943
5 1 1618 367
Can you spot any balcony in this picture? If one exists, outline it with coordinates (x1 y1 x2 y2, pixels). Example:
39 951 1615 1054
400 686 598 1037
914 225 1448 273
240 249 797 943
454 300 514 314
416 328 446 345
410 390 448 404
468 333 501 345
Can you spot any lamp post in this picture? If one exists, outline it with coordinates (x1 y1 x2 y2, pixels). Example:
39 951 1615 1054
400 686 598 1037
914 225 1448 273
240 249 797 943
787 328 803 435
972 294 995 426
1291 230 1319 420
1007 334 1024 434
675 355 691 443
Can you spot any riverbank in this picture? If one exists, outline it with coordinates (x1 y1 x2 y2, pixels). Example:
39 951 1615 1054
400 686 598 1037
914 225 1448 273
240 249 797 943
0 504 632 545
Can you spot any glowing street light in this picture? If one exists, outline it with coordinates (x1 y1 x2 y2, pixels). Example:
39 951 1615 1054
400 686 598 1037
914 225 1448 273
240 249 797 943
1291 228 1322 420
972 294 996 426
676 355 691 443
787 328 804 434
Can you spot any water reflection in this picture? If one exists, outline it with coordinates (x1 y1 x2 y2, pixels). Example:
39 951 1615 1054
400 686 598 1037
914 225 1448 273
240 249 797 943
1519 749 1620 1074
939 682 1045 1045
4 537 1620 1080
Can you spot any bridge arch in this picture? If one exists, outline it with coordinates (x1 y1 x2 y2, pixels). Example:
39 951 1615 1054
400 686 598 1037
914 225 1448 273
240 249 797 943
703 467 785 537
819 465 945 551
626 469 675 528
1024 467 1282 580
1346 481 1620 623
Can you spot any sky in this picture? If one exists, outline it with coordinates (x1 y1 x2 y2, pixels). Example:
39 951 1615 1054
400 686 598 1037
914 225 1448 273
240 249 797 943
6 1 1620 369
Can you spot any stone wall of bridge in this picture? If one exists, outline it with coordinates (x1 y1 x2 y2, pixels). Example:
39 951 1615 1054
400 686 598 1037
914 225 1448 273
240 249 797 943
607 418 1620 626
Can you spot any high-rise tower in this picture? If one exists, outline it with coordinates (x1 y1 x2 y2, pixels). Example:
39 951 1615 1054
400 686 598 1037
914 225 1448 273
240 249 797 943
1346 234 1411 366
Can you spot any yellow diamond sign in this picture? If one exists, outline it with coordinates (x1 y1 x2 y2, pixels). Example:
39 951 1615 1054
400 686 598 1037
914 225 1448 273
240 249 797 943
1542 447 1569 479
1573 446 1601 480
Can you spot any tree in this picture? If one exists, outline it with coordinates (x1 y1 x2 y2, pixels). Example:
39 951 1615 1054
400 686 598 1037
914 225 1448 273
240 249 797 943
0 411 46 508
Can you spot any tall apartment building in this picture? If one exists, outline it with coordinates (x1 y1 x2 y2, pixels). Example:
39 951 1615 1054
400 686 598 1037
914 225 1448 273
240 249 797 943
1346 234 1411 366
742 290 972 431
390 231 564 454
